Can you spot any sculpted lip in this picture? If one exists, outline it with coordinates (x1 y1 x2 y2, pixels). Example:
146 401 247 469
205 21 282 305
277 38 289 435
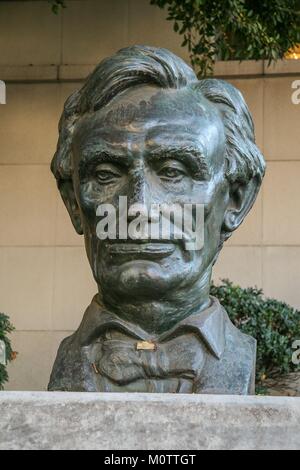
106 242 176 259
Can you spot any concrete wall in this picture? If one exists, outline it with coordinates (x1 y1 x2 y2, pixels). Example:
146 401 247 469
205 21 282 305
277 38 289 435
0 0 299 391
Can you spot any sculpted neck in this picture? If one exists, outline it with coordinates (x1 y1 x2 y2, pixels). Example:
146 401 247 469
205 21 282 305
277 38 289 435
98 267 213 336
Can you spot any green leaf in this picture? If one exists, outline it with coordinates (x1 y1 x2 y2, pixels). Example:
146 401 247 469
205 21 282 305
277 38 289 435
150 0 300 77
0 313 15 389
210 280 300 394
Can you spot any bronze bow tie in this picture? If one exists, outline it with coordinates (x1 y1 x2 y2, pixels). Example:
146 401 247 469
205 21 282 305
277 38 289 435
90 330 207 386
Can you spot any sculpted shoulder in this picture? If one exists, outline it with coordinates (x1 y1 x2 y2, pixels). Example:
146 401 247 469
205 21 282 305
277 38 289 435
196 312 256 395
48 333 81 391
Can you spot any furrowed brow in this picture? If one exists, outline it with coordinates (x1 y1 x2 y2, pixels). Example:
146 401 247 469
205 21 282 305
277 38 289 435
147 145 211 180
78 149 131 179
80 145 131 164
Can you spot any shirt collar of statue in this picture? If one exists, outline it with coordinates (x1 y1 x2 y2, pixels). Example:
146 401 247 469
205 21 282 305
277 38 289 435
78 294 226 360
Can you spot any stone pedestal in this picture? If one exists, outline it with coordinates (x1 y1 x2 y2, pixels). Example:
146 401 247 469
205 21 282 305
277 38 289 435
0 392 299 450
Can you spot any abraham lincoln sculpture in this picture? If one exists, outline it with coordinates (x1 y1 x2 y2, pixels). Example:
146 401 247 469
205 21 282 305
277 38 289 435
48 46 265 394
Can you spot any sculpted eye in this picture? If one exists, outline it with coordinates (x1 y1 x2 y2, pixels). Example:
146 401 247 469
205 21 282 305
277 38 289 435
158 161 188 181
95 164 122 184
96 171 119 183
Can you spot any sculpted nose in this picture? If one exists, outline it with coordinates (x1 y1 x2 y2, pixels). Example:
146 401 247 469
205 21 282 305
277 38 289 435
127 168 156 228
127 171 153 221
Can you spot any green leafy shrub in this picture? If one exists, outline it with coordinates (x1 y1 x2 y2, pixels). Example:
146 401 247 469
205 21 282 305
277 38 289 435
0 313 15 390
210 280 300 391
150 0 300 77
48 0 66 14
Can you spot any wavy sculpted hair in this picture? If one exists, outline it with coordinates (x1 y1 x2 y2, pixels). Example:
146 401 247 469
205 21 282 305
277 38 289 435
51 45 265 186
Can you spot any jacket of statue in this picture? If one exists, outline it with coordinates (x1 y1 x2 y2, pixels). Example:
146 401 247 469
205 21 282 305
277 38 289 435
48 295 256 394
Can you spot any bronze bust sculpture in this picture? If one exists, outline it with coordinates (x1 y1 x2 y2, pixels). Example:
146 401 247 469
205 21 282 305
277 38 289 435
48 46 265 394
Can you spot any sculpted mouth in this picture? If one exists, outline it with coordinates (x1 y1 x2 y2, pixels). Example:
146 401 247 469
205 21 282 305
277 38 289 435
106 242 176 259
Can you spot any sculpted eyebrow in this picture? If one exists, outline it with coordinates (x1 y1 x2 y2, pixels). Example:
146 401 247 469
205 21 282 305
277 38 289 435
147 146 210 180
78 150 130 179
80 148 131 163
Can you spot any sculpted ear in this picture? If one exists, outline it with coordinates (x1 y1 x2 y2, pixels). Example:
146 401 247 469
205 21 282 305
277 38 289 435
222 175 260 235
58 179 83 235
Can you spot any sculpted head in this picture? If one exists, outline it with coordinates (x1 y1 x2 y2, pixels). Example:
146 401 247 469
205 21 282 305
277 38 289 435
51 46 265 334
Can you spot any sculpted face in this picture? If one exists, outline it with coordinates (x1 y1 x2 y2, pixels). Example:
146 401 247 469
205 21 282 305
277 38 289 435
70 85 230 331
